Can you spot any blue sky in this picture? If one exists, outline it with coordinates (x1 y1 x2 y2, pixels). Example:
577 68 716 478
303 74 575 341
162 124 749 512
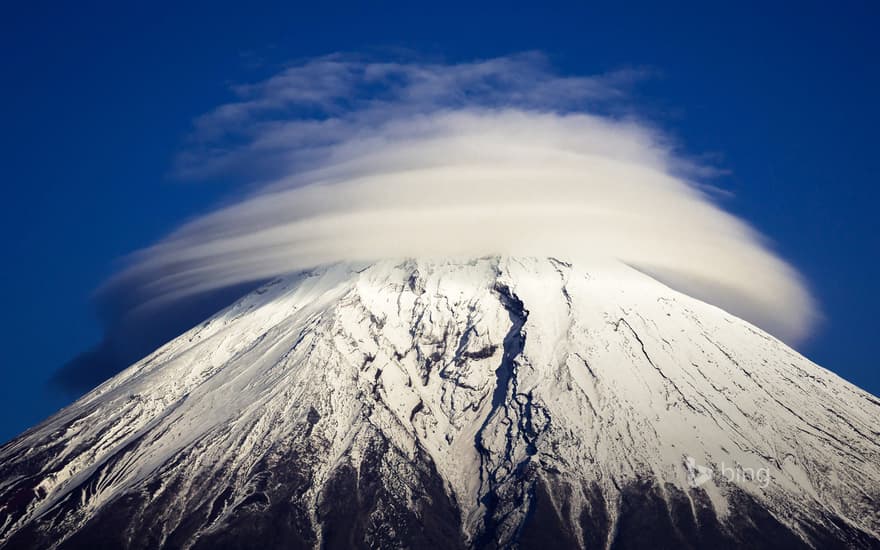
1 1 878 443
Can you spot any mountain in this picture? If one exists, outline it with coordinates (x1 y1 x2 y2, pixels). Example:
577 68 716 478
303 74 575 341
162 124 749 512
1 257 878 549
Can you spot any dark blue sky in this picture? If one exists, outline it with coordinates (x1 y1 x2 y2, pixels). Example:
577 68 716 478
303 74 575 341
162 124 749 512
1 1 878 443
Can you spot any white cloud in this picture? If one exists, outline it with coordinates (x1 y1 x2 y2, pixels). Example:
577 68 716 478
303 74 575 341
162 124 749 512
104 53 817 344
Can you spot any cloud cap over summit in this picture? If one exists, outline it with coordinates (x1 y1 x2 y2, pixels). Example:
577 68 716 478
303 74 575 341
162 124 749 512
103 53 817 347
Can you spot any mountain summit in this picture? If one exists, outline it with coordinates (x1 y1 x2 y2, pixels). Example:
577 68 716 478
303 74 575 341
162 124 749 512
1 257 878 549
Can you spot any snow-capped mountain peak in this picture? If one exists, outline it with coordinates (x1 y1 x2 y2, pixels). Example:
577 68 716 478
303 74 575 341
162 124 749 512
1 257 878 549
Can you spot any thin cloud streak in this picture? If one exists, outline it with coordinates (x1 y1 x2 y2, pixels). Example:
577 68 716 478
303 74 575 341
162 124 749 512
104 53 817 345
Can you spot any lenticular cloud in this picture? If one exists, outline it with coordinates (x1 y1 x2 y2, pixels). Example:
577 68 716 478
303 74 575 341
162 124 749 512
103 53 817 344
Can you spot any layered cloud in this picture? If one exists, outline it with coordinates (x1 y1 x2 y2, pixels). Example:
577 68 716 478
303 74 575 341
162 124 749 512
102 53 816 345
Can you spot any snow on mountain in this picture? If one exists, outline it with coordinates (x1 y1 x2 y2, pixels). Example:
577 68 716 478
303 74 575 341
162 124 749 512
1 257 878 549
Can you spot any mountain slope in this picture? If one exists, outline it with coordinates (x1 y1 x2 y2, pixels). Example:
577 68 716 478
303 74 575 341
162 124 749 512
1 257 878 549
